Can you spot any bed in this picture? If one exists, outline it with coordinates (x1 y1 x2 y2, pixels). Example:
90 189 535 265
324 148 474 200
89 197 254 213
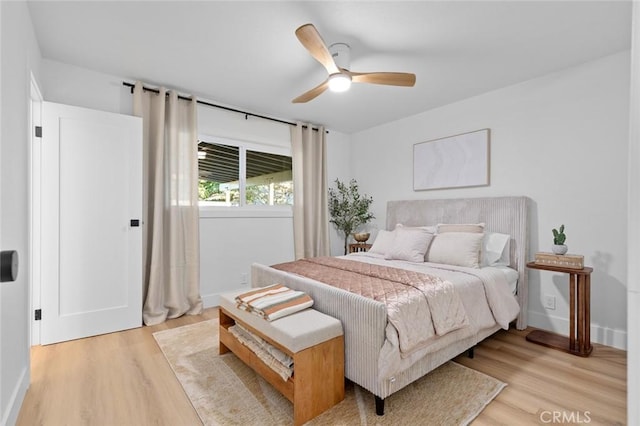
251 196 529 414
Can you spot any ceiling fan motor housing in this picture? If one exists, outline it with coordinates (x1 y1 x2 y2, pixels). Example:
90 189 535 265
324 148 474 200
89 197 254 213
329 43 350 71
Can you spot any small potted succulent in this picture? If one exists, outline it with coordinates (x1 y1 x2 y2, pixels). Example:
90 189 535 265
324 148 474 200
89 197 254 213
552 224 568 255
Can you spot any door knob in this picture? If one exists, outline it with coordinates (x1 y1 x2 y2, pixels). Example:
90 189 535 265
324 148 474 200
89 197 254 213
0 250 19 282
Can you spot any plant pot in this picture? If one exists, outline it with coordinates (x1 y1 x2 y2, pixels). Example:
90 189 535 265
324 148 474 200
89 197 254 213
552 244 568 255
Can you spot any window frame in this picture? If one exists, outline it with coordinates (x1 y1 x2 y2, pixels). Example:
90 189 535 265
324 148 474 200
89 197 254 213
197 135 293 215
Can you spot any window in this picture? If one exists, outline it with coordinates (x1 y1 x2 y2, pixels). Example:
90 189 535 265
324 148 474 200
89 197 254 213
198 138 293 207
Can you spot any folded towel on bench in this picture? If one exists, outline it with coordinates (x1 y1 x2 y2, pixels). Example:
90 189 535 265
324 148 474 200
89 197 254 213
235 284 314 321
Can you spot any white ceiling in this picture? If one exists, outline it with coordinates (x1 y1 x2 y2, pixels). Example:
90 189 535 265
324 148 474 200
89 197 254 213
27 1 632 134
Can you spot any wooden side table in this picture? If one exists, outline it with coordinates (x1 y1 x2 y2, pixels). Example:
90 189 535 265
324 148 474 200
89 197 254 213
348 243 371 253
526 261 593 357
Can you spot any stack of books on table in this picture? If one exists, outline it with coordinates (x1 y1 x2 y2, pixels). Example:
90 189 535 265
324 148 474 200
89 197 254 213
534 252 584 269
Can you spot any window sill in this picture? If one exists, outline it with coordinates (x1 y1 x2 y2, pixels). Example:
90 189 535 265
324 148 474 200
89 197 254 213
199 205 293 219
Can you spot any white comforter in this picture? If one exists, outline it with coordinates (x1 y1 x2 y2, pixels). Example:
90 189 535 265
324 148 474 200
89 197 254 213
343 252 520 379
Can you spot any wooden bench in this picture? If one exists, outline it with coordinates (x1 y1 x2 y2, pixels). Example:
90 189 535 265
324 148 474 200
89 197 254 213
218 290 345 426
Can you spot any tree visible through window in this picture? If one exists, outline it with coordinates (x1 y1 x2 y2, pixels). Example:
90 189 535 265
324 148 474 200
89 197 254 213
198 140 293 206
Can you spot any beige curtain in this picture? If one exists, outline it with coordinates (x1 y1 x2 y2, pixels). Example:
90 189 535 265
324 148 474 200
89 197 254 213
133 82 203 326
291 122 330 259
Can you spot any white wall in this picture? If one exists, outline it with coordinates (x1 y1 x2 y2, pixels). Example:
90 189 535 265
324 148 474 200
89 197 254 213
42 59 133 116
0 1 41 424
351 51 630 349
198 102 290 150
326 130 353 256
199 210 294 306
627 3 640 423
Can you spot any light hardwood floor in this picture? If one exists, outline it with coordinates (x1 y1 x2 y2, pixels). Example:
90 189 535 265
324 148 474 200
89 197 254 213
17 308 626 425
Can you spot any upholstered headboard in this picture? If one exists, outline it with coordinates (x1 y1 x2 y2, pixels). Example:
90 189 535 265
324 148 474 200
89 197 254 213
387 196 530 329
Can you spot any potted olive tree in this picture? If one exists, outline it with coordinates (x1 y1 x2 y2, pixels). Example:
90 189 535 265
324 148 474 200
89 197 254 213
328 179 374 255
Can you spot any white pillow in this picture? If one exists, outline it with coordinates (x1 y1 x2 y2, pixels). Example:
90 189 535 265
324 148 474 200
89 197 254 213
482 232 511 266
369 229 396 255
384 227 434 263
437 223 485 233
427 232 484 268
396 223 437 234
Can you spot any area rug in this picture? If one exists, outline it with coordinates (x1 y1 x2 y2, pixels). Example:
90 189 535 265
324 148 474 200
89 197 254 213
153 320 505 425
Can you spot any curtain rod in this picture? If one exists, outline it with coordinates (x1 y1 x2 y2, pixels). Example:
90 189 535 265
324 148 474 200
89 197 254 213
122 81 325 133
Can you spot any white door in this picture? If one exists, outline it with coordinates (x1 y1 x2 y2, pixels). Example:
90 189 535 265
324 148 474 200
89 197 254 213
41 102 142 345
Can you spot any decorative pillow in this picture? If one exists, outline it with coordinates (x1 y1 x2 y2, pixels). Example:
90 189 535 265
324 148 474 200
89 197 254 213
369 229 396 255
482 232 511 267
437 223 485 234
396 223 437 234
384 227 434 263
427 232 484 268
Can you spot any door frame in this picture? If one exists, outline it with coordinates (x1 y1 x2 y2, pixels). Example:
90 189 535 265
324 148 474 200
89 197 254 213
29 73 43 346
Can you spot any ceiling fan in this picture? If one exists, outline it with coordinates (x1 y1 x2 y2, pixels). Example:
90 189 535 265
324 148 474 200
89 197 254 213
292 23 416 103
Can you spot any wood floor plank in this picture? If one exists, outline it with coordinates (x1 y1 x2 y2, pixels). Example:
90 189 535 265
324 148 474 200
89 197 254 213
455 329 627 425
17 312 626 425
17 309 218 426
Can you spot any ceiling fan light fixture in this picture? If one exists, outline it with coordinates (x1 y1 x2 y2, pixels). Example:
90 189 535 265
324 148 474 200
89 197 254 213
292 24 415 103
328 73 352 93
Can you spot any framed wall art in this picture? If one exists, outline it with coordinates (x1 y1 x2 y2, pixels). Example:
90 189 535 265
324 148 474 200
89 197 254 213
413 128 490 191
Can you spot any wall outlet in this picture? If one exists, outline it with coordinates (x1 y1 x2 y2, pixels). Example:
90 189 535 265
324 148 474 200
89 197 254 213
543 295 556 310
240 273 248 285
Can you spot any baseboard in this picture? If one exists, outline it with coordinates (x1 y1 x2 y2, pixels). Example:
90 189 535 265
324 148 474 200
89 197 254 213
2 366 29 426
528 310 627 350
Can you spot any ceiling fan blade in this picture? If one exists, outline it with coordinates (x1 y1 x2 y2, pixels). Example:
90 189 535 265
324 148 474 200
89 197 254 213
292 79 330 103
348 71 416 87
295 23 340 75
